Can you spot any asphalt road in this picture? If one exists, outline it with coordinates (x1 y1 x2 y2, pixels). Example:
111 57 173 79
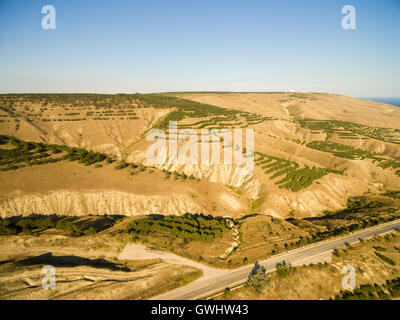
151 220 400 300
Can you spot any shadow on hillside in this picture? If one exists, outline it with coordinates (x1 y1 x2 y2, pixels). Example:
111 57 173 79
15 252 130 272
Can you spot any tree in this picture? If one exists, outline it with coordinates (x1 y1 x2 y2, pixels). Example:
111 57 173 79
276 261 292 278
247 261 268 295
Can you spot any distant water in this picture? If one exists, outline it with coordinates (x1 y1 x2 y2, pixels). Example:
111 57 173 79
360 97 400 107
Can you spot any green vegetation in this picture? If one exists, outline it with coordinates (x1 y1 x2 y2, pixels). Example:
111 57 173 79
306 140 400 176
377 159 400 176
0 216 81 236
335 278 400 300
161 169 196 181
0 94 141 123
287 196 400 245
0 135 107 171
0 215 122 237
0 93 132 106
126 213 229 242
55 219 84 236
0 133 148 175
306 141 378 160
132 93 273 130
383 191 400 200
246 262 268 295
374 251 395 265
345 196 385 211
254 151 341 191
276 261 293 278
0 217 58 235
297 118 400 145
115 160 129 170
300 120 400 176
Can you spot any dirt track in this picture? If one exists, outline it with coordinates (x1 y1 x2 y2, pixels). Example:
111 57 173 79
118 243 227 279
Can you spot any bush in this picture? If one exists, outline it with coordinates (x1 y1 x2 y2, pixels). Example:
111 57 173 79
115 160 129 170
56 220 82 236
375 252 395 265
84 227 97 235
276 261 292 278
247 261 268 295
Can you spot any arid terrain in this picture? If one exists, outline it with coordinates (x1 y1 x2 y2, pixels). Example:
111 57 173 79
217 229 400 300
0 231 201 300
1 92 399 218
1 92 400 299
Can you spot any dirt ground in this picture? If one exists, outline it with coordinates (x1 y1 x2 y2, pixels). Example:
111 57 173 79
118 243 227 279
0 160 247 218
0 233 201 300
1 93 399 219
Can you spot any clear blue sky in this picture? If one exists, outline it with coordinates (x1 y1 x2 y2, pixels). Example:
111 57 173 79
0 0 399 96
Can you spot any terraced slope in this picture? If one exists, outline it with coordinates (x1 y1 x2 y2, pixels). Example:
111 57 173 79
0 92 399 218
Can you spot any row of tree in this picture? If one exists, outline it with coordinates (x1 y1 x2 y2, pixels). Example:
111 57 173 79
0 217 97 237
126 213 230 242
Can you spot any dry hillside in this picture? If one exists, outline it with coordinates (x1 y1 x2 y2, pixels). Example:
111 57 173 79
1 92 399 218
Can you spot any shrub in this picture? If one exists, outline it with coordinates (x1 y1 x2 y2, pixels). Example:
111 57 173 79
276 261 292 278
115 160 129 170
84 227 97 235
375 252 395 265
247 261 268 295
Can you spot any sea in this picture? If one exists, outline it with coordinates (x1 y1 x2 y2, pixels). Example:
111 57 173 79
360 97 400 107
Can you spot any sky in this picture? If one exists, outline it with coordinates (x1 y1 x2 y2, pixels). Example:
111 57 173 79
0 0 399 97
